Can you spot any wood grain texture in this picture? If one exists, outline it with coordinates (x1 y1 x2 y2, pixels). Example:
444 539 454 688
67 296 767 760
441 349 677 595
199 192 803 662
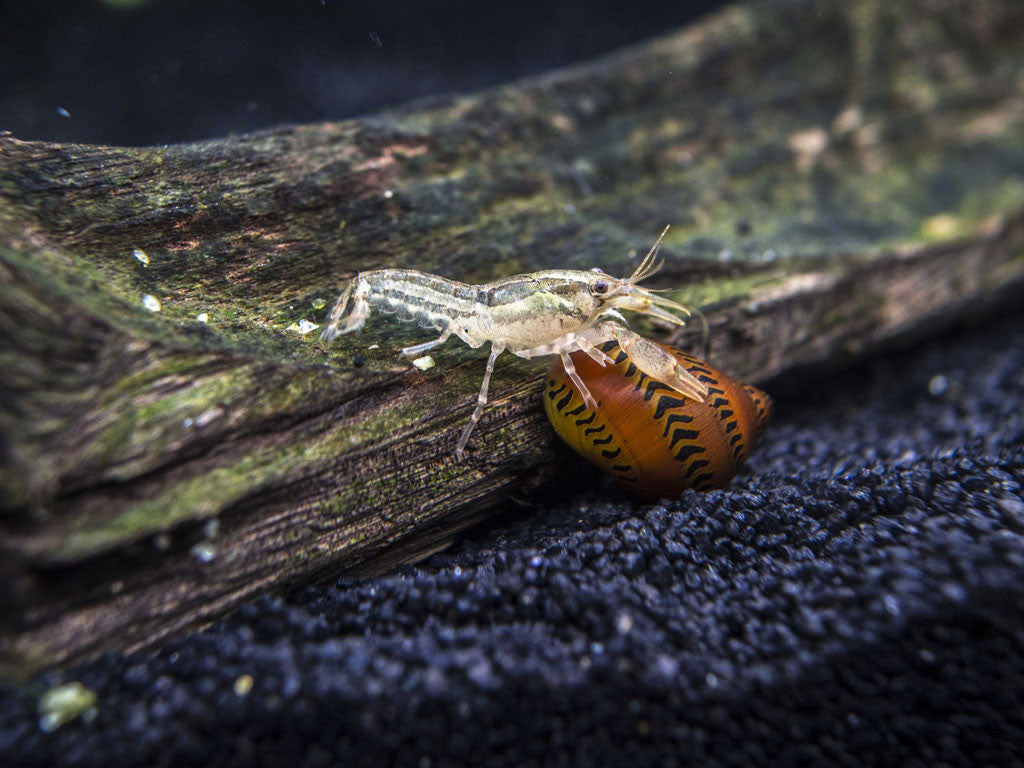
2 0 1024 672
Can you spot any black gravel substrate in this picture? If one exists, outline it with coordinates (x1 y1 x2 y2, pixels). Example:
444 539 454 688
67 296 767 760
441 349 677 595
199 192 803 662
2 310 1023 767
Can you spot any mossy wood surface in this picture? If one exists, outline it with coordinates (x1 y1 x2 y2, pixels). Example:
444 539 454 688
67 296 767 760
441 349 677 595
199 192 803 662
3 0 1024 672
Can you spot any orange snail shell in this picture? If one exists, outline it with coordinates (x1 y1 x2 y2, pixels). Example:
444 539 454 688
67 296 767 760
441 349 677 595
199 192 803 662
544 341 773 500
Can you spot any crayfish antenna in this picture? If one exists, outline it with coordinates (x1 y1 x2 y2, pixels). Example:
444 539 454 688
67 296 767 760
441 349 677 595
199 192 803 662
627 225 670 284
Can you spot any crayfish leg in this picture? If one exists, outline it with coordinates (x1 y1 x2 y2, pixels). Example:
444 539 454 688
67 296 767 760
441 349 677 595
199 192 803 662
401 328 452 357
455 341 506 458
575 335 613 367
560 351 598 410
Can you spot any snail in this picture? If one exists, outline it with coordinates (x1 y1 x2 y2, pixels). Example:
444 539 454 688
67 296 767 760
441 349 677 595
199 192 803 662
544 341 772 499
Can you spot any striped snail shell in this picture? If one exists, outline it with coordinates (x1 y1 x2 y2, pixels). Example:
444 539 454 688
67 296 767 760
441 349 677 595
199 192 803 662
544 341 772 500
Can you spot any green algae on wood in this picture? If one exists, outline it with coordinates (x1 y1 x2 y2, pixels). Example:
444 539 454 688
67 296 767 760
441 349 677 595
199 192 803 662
4 0 1024 673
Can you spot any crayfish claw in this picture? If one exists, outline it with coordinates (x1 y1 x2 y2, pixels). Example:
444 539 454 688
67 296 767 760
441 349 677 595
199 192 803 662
611 326 707 403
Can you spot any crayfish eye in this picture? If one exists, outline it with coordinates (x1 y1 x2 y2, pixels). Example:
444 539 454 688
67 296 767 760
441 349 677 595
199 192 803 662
591 280 609 296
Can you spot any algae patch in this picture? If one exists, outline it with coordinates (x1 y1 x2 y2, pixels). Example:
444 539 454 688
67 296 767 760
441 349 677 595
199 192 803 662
38 682 97 732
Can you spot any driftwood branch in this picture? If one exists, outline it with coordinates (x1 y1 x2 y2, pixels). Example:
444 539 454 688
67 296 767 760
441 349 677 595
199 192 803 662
3 0 1024 672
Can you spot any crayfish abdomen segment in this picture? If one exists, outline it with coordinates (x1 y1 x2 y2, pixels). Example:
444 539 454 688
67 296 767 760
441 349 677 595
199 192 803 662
321 269 483 341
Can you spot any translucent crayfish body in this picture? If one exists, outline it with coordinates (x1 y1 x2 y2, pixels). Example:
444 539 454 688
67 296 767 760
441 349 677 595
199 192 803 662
320 227 710 457
544 341 772 500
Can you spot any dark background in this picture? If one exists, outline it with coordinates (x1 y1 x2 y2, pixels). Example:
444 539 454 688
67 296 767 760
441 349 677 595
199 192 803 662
2 0 725 147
